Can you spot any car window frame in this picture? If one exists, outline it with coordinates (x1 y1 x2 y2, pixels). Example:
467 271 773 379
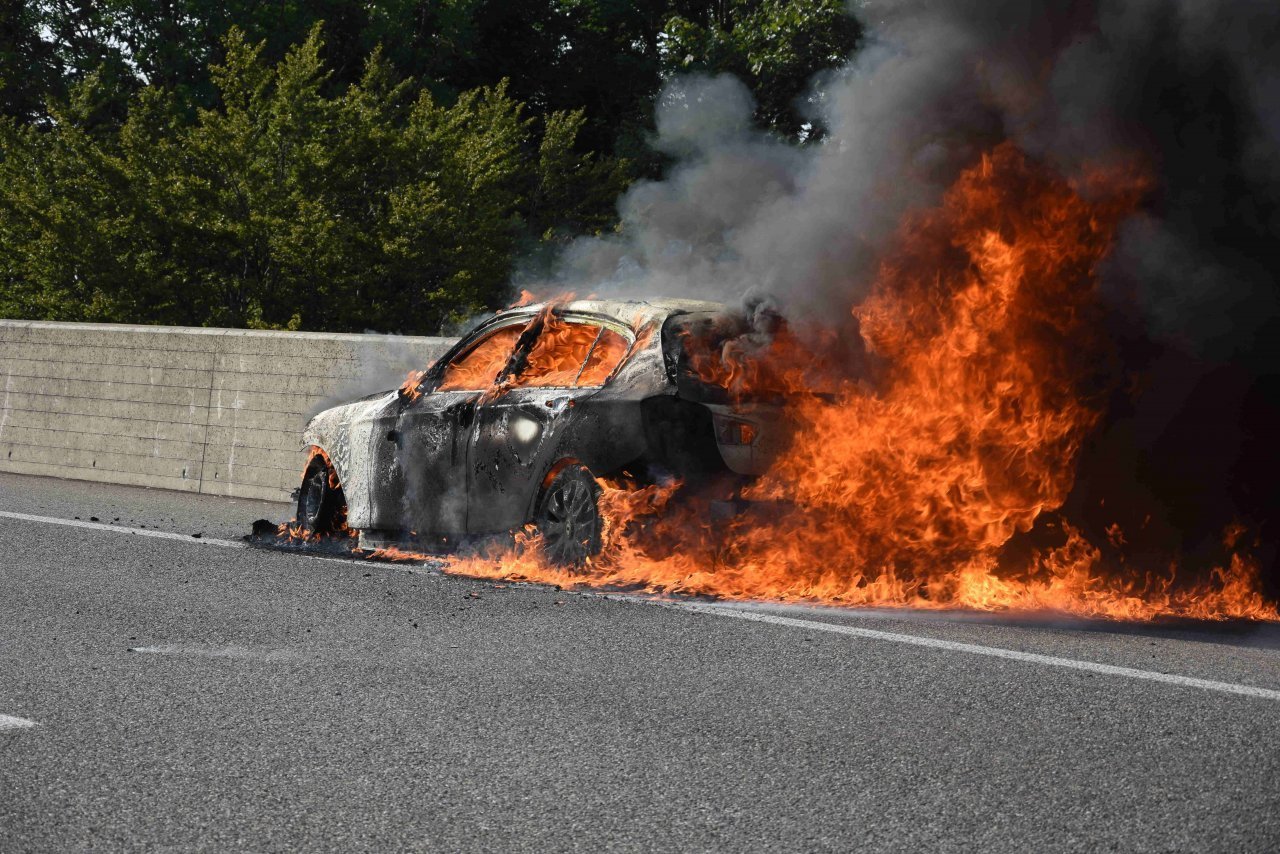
427 314 534 394
510 312 636 391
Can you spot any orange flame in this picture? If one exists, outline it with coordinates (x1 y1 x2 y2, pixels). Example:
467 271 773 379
399 369 427 401
422 143 1276 622
277 446 356 545
521 311 602 387
437 325 526 392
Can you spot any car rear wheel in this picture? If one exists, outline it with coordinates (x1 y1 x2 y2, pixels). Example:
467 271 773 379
535 463 603 567
297 455 345 537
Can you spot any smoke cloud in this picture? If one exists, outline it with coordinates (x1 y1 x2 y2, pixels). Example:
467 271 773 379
543 0 1280 588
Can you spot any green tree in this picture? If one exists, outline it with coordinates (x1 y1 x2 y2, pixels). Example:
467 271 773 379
0 70 141 320
20 2 860 146
0 25 624 333
1 6 862 333
0 1 59 122
661 0 860 138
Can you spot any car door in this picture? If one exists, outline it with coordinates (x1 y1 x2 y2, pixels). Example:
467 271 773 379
465 313 633 534
366 318 529 534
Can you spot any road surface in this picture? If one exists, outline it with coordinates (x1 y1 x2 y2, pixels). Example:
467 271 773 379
2 470 1278 852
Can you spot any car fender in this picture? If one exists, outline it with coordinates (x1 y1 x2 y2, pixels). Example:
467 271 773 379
301 392 397 528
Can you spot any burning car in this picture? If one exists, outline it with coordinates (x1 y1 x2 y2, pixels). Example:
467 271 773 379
295 299 789 565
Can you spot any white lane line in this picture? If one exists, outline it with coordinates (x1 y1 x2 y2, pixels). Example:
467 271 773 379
0 713 37 731
0 509 379 573
130 644 298 662
673 603 1280 702
0 510 246 549
4 508 1278 701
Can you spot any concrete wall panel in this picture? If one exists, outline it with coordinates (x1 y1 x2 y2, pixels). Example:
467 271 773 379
0 320 453 503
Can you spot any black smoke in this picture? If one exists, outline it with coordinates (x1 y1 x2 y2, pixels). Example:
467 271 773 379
548 0 1280 594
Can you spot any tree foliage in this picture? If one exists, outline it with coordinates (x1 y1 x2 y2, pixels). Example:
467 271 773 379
662 0 860 138
0 26 626 332
0 3 858 332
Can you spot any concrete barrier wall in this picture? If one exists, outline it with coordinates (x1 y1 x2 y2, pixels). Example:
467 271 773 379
0 320 454 503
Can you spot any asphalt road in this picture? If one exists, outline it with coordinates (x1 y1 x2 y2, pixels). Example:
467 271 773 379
2 470 1279 852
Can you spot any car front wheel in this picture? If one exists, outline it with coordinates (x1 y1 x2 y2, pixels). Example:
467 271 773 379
297 454 345 537
535 463 603 567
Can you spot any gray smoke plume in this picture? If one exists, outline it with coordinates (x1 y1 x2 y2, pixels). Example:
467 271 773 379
552 0 1279 348
544 0 1280 584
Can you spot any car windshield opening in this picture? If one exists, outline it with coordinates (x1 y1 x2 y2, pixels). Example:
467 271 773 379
437 324 525 391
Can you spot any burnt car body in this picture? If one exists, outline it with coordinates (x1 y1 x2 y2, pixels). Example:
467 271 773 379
297 298 786 562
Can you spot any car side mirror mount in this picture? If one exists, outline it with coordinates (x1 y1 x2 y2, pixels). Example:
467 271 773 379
398 369 429 401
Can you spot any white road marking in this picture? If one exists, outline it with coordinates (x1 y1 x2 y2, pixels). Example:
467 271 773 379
0 713 37 731
129 644 297 661
672 602 1280 701
0 510 246 549
3 508 1279 701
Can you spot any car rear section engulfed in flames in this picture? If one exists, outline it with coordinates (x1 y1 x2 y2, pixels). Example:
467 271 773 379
428 147 1279 623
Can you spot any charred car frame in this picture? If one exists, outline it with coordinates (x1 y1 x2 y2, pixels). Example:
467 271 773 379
297 299 786 564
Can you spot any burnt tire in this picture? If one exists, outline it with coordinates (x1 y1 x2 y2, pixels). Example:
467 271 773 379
535 463 603 567
296 456 345 537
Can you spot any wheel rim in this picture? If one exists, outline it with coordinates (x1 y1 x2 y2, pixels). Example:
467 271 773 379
541 478 598 564
301 466 325 530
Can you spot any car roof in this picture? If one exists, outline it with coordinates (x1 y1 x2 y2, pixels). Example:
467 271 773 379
493 297 727 329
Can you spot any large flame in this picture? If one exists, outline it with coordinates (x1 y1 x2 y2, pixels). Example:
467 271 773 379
355 144 1277 621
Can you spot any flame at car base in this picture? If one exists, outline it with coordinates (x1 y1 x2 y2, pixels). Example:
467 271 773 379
475 145 1278 621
